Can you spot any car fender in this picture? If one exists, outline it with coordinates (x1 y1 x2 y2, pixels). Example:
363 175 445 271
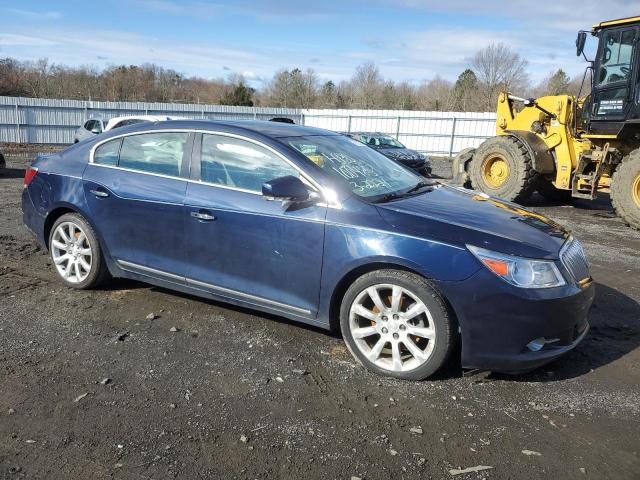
316 218 480 327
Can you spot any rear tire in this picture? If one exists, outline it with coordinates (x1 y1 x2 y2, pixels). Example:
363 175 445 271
469 136 538 202
536 177 573 203
611 149 640 230
340 269 455 381
49 213 110 289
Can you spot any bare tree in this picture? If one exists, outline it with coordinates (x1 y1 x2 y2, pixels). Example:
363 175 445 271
416 76 453 111
351 62 384 108
471 43 529 110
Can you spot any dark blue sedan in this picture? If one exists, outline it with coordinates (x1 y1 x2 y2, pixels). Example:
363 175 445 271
344 132 432 176
22 120 594 380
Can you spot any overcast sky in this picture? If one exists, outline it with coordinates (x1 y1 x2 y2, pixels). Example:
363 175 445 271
0 0 637 88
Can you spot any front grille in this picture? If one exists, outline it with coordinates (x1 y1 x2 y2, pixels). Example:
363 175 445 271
560 238 590 283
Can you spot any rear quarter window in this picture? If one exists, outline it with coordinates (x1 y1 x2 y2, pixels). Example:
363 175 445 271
93 138 122 166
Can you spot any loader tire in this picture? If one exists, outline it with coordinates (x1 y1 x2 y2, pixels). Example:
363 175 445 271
611 149 640 230
452 147 475 187
536 177 573 203
469 136 538 203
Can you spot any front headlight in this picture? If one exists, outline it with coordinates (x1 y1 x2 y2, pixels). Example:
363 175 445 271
467 245 566 288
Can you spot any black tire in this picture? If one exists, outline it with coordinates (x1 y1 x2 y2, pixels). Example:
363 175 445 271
611 149 640 230
536 177 573 203
469 136 538 202
452 147 475 187
339 269 455 381
48 212 110 289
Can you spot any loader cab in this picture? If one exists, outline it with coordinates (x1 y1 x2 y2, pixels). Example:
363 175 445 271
582 17 640 136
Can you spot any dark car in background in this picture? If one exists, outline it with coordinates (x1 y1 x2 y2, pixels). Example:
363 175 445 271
345 132 432 176
23 120 593 380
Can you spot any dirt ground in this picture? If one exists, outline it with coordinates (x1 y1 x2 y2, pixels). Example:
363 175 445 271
1 148 639 480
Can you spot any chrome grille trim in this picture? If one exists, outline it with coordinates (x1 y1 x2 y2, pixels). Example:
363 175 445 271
560 237 590 283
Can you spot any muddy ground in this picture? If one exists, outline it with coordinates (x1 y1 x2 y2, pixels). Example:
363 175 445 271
1 148 639 480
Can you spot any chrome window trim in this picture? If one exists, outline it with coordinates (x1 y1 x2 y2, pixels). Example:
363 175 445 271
88 128 339 205
88 162 189 183
116 259 311 316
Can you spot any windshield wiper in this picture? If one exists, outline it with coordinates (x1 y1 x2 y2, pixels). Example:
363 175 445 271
404 180 431 194
373 181 433 204
373 192 400 203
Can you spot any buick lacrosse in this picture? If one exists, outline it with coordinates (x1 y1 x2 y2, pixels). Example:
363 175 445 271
22 120 594 380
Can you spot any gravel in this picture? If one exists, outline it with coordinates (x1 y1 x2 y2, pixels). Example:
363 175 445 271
1 154 639 479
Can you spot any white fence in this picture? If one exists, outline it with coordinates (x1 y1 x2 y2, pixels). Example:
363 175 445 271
0 96 496 156
302 109 496 156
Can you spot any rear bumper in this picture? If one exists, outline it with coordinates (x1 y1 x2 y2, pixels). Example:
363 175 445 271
22 187 47 249
436 268 594 373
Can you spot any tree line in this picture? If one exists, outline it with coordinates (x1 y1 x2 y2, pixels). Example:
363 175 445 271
0 43 588 111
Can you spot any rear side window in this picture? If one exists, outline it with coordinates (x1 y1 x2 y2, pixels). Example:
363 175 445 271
200 134 298 192
93 138 121 166
119 132 189 177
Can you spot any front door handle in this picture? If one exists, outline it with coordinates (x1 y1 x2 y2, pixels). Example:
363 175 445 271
191 211 216 221
89 189 109 198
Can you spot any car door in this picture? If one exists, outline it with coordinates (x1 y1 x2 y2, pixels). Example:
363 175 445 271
83 131 194 277
184 132 327 318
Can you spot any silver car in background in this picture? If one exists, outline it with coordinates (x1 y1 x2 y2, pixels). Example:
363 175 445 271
73 115 177 143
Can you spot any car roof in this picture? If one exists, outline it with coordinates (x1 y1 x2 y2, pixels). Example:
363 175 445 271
114 119 339 138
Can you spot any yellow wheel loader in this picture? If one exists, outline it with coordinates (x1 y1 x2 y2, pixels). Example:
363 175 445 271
453 16 640 229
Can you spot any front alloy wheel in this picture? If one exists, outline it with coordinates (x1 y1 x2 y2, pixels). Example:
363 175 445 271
340 270 455 380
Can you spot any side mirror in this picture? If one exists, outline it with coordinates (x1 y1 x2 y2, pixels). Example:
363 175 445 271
262 175 310 202
91 127 102 134
576 31 587 57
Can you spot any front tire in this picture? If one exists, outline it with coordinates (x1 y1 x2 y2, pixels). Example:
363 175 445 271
49 213 109 289
611 149 640 230
340 270 455 380
469 136 538 202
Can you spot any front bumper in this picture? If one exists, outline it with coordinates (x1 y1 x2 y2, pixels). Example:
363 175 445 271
436 268 595 373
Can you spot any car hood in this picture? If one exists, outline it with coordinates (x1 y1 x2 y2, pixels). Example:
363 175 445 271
376 147 426 161
375 184 569 259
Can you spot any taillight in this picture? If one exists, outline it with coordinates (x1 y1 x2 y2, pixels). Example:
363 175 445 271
23 167 38 187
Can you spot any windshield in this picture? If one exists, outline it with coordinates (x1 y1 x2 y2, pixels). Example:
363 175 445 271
285 135 421 200
361 134 405 149
597 28 635 85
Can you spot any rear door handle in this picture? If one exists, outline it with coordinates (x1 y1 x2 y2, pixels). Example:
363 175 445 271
89 189 109 198
190 210 216 221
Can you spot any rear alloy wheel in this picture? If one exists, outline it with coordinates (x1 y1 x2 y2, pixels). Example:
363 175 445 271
49 213 109 288
340 270 455 380
611 149 640 230
469 136 538 202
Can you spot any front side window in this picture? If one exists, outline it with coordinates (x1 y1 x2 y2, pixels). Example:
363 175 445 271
200 134 299 192
286 135 419 200
119 132 189 177
598 28 635 85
